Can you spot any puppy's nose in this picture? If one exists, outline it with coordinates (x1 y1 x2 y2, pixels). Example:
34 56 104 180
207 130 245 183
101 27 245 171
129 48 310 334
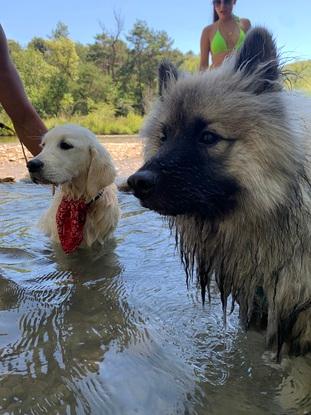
27 159 44 173
127 170 157 197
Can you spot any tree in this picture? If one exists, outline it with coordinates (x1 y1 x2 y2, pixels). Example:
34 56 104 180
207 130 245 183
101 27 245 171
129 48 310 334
9 44 57 117
44 37 79 81
71 61 116 114
7 39 22 54
51 22 70 39
3 20 200 121
28 37 48 54
121 20 183 114
180 51 199 73
87 12 127 80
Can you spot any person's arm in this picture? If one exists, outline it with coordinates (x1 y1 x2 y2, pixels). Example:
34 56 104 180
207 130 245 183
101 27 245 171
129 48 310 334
0 25 46 155
199 26 210 71
240 18 251 33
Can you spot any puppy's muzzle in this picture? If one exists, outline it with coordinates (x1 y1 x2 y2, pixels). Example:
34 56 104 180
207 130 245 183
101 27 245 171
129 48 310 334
127 170 157 198
27 159 44 173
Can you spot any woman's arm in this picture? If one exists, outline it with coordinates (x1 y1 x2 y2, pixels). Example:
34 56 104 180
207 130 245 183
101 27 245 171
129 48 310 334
0 25 46 155
199 26 211 71
240 18 251 33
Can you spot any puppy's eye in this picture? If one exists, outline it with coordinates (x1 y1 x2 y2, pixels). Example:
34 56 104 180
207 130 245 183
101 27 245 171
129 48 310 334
59 141 74 150
199 130 220 146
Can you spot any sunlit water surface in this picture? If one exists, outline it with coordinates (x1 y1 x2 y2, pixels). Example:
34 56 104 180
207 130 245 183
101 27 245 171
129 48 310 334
0 182 310 415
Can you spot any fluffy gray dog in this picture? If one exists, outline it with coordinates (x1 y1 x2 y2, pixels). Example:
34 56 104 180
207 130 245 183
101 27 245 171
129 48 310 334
128 27 311 358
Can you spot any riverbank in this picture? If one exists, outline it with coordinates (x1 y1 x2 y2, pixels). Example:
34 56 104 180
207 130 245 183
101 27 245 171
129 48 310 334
0 136 143 182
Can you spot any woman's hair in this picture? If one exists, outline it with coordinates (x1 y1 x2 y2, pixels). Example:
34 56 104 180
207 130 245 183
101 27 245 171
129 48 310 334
213 7 219 22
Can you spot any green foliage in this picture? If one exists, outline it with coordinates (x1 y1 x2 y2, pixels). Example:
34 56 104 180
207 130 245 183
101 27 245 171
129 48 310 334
45 103 143 135
28 37 48 54
122 20 184 114
10 46 57 117
7 39 23 54
285 60 311 94
180 52 200 73
4 20 311 135
6 19 187 123
71 62 117 114
44 37 79 81
87 32 127 79
0 110 14 135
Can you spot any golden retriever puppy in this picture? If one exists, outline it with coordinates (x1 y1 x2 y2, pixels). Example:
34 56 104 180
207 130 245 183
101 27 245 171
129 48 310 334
27 124 120 253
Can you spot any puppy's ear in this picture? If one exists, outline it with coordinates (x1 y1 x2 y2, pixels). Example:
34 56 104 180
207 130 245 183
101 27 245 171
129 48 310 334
234 27 281 94
86 147 116 197
158 60 178 97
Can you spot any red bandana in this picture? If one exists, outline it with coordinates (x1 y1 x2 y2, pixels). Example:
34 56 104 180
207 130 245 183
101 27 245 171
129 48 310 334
56 197 89 254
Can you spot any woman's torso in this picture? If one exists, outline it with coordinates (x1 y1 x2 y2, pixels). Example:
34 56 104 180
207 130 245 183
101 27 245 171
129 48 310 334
209 17 246 67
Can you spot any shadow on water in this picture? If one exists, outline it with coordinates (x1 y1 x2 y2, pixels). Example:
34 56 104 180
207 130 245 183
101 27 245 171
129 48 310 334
0 182 310 415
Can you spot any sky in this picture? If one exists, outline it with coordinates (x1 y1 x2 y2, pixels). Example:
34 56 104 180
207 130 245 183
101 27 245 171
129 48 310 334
2 0 311 61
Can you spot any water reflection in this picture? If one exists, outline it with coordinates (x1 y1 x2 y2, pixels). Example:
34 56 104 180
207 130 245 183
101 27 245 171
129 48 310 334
0 242 134 414
0 184 193 414
0 182 310 414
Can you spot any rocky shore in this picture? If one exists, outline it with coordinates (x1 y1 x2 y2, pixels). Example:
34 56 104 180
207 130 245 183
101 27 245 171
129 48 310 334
0 136 143 183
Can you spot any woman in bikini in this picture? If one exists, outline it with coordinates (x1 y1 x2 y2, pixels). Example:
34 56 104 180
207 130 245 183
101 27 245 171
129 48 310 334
200 0 251 70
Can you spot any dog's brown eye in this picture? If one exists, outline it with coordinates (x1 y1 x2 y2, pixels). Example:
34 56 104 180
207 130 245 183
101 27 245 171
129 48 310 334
60 141 74 150
159 132 167 143
199 131 220 146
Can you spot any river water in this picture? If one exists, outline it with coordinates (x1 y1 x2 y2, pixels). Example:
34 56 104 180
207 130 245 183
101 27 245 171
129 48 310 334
0 181 310 415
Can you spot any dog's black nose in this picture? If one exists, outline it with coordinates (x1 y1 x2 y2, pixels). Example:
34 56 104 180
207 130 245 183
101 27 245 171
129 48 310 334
127 170 157 196
27 159 44 173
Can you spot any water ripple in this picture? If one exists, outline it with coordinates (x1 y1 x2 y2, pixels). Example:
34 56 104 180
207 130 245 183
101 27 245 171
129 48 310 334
0 183 310 414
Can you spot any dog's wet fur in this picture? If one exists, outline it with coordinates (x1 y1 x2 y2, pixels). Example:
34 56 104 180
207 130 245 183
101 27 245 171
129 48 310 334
128 28 311 358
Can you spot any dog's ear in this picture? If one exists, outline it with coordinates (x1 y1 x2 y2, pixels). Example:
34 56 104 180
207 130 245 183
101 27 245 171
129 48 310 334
158 60 178 97
86 146 116 197
234 27 281 94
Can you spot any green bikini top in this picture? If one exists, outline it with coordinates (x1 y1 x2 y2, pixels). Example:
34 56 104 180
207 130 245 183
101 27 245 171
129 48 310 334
210 18 246 56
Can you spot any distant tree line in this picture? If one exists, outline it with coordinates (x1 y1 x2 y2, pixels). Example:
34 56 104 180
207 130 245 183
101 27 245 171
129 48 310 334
1 19 309 135
1 19 198 127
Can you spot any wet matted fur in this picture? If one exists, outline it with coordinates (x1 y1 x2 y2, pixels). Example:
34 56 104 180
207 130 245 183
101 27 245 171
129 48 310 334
128 28 311 358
